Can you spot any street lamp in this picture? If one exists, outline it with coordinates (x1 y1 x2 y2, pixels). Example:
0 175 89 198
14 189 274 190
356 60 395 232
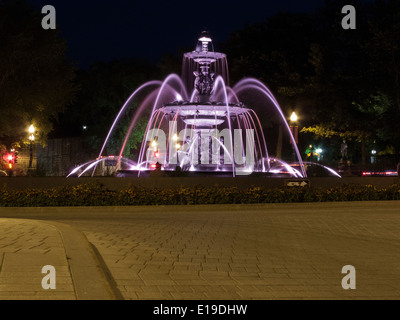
371 149 377 165
316 148 323 162
28 125 35 169
289 112 299 162
290 112 298 123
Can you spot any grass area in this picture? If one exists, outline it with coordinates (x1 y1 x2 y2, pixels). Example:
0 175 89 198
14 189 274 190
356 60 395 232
0 183 399 207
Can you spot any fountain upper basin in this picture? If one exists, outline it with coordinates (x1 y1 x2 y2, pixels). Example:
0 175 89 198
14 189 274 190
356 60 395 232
161 101 251 127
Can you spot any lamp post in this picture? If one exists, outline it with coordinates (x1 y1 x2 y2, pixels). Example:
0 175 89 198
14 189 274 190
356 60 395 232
28 125 35 169
289 112 299 163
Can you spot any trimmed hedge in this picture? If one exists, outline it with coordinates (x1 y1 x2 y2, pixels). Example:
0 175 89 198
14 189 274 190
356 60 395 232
0 183 399 207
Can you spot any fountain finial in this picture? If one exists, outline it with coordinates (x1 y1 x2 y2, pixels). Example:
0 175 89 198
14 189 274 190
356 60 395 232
200 29 211 39
197 30 213 53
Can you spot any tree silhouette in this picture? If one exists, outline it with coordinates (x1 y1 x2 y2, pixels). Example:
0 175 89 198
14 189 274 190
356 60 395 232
0 0 76 148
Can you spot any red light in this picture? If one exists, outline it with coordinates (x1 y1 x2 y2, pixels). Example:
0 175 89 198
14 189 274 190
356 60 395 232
154 151 160 158
8 155 13 161
151 164 157 169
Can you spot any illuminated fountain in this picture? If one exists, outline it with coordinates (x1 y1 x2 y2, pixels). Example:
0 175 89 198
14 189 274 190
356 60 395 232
69 31 340 178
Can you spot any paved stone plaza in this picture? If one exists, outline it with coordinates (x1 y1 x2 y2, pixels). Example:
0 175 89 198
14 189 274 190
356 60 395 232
0 201 400 300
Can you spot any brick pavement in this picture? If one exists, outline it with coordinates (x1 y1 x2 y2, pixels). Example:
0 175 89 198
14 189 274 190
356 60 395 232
1 201 400 300
0 219 76 300
62 201 400 300
0 219 116 300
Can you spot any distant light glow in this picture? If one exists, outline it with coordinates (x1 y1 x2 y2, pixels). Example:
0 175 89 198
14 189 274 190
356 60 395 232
269 169 282 174
316 148 323 154
29 125 35 134
363 171 397 177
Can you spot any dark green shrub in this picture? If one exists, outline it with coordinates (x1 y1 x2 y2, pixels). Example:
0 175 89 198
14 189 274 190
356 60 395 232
0 183 399 207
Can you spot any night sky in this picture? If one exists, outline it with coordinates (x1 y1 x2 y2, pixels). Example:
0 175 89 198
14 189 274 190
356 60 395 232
27 0 326 68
